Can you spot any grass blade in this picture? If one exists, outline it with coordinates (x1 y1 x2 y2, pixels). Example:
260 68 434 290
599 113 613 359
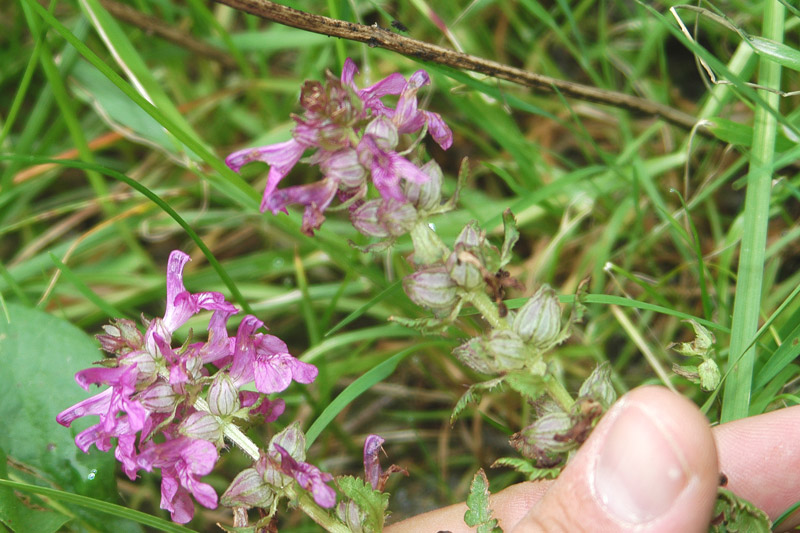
721 1 785 423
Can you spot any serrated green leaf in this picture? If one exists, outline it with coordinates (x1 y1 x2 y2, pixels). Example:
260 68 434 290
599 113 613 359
450 377 506 424
710 488 771 532
491 457 562 481
464 469 500 532
504 371 546 403
337 476 390 532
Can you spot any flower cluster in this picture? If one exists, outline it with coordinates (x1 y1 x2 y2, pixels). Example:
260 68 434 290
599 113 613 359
56 250 320 523
226 58 453 235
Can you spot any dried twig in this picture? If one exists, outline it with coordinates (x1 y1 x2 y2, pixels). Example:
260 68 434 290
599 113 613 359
100 0 238 68
214 0 704 133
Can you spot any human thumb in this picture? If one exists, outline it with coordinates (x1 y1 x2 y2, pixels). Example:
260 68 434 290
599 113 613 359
511 386 719 532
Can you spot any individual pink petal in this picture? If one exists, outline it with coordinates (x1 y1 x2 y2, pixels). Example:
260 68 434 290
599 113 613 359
358 72 407 102
423 110 453 149
253 353 293 394
340 57 359 87
288 357 318 384
56 387 114 426
225 138 305 174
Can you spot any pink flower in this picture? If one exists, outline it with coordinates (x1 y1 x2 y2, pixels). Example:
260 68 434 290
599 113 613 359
229 315 318 394
273 444 336 508
56 249 312 523
226 58 452 234
137 437 220 523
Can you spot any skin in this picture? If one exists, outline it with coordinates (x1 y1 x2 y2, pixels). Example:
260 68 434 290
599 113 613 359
385 387 800 533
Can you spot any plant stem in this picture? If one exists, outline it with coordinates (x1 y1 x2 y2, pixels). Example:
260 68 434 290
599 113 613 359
544 376 574 412
721 0 784 423
285 485 351 533
461 290 506 331
193 397 261 460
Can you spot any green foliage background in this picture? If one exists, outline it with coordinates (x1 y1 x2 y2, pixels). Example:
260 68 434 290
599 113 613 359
2 0 800 530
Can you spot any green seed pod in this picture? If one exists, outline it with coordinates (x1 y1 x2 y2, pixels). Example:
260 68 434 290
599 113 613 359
512 285 562 349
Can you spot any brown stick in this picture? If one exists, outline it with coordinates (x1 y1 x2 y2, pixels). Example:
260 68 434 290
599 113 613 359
100 0 239 68
214 0 704 132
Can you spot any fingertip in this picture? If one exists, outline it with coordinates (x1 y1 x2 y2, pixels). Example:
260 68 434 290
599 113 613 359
511 386 719 532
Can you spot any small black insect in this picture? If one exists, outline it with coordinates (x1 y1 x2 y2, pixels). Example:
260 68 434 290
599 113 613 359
391 19 409 33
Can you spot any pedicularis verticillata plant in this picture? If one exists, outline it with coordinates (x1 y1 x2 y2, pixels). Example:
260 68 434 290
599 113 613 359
58 59 613 531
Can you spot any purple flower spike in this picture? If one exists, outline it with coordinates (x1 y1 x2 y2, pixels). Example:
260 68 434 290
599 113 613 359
273 444 336 508
226 58 452 233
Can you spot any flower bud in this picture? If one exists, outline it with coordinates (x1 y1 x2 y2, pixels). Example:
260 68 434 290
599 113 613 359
452 337 497 375
137 380 180 413
208 373 240 417
404 160 442 211
351 200 390 238
698 358 721 391
402 265 459 313
221 467 275 508
671 319 715 357
577 362 616 410
446 249 483 291
97 319 144 356
179 411 223 444
269 422 306 462
512 285 562 349
483 329 527 371
336 500 368 533
510 410 574 464
381 200 418 236
363 434 385 490
364 116 399 151
317 148 366 189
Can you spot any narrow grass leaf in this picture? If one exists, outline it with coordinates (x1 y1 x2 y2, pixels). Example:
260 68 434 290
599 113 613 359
304 341 446 448
324 279 403 337
0 479 193 533
721 1 785 423
1 155 253 315
302 324 420 363
48 253 126 319
748 36 800 71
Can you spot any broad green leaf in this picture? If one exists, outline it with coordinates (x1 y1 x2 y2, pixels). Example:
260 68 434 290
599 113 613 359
0 479 191 533
76 0 209 160
0 304 141 532
0 448 70 533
